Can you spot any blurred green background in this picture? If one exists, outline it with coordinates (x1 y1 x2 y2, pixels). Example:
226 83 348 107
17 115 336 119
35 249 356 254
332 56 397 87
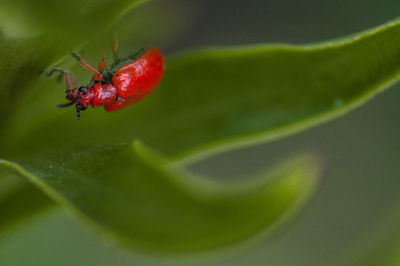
1 0 400 265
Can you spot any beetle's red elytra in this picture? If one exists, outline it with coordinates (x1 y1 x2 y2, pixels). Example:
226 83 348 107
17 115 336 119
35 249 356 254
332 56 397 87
50 36 164 120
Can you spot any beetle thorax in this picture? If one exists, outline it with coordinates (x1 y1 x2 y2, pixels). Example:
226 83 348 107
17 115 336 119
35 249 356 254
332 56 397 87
90 83 118 107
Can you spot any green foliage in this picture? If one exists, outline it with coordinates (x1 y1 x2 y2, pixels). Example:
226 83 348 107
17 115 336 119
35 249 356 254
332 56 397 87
0 144 321 252
0 0 399 255
0 0 147 38
0 173 55 237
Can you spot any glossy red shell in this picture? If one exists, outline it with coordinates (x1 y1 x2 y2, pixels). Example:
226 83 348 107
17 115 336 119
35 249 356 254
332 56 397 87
91 83 117 107
104 48 164 112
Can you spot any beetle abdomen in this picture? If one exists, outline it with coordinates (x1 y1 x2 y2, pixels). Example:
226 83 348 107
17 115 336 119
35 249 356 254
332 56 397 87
112 48 165 99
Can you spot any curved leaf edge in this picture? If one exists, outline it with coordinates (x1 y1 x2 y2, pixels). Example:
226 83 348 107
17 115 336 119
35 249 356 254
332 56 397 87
168 16 400 62
173 75 396 166
0 177 56 238
169 17 400 165
0 141 323 255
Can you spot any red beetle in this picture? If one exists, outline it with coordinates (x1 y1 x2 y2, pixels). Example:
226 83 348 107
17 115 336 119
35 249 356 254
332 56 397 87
50 36 164 119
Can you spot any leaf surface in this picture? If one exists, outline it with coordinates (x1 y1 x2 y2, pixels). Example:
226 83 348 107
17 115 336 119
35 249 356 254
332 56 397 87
1 11 400 253
3 18 400 161
0 144 321 253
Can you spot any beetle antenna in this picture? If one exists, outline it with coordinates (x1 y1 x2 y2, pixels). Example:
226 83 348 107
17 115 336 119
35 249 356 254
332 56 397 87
57 97 79 108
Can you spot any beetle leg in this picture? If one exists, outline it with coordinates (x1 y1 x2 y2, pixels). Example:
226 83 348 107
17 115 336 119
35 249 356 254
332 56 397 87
98 43 108 72
64 72 78 90
76 105 81 120
46 68 66 82
71 52 102 75
47 68 66 77
68 72 78 89
64 72 71 90
47 68 77 90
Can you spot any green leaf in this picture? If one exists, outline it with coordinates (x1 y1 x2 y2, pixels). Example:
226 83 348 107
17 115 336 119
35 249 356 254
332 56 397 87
357 216 400 266
0 143 321 253
0 0 149 116
0 174 55 237
0 37 61 135
0 0 148 137
3 18 400 160
1 7 400 254
0 0 147 39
